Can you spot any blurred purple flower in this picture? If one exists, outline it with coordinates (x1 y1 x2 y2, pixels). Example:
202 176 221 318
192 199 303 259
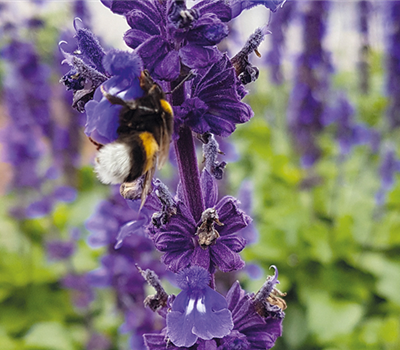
386 1 400 127
62 273 95 309
46 240 76 261
236 180 259 245
266 0 295 84
288 1 331 167
379 147 400 191
87 333 111 350
1 39 51 135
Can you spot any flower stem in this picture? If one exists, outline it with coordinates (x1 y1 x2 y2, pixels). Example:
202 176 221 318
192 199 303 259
171 82 204 222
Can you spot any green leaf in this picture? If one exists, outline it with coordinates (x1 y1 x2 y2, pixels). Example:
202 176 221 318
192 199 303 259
357 253 400 306
306 290 363 342
23 322 74 350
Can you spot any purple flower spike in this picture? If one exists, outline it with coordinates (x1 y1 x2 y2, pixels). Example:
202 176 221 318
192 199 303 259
152 195 249 274
46 240 75 261
166 266 233 347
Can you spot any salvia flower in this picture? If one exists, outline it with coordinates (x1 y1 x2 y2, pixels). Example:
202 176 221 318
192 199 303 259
143 266 285 349
60 1 288 348
224 267 284 349
166 266 233 347
84 50 144 143
151 177 250 274
174 55 253 137
102 0 231 81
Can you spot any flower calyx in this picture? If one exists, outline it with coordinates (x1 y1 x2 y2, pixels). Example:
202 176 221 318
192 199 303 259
253 265 287 319
196 207 224 248
137 264 168 312
231 26 270 85
151 180 177 228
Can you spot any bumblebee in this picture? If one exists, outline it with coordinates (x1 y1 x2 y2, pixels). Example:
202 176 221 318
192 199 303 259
92 70 173 207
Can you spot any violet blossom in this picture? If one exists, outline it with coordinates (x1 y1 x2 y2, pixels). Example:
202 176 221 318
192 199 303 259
143 266 284 349
376 146 400 205
166 266 233 347
266 0 295 84
386 0 400 128
288 0 332 167
150 171 250 274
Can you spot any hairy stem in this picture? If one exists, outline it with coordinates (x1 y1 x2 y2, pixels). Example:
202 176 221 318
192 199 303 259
171 81 204 221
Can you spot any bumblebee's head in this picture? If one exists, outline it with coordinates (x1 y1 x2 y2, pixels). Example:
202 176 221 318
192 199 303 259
140 70 164 97
140 70 154 90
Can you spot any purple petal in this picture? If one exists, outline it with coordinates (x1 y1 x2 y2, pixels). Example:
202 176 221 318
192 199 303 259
167 286 233 347
124 29 151 49
215 196 252 236
185 13 228 46
154 50 181 82
126 9 160 35
193 0 232 22
162 249 194 273
136 36 177 80
191 246 211 272
210 241 245 272
180 44 222 69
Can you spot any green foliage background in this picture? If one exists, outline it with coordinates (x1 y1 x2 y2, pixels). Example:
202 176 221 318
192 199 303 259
229 55 400 349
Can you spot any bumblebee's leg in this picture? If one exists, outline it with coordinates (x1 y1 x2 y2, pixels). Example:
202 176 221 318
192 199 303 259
120 180 142 201
100 85 128 106
88 137 103 151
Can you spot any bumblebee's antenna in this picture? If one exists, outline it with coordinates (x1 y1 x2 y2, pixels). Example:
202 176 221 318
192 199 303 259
166 71 195 95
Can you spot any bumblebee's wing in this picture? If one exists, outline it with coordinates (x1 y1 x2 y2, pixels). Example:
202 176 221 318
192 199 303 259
156 117 170 169
156 100 174 169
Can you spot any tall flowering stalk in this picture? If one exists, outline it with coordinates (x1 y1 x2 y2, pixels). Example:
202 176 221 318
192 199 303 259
266 0 295 85
386 0 400 128
61 0 287 348
358 0 371 94
288 0 331 167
